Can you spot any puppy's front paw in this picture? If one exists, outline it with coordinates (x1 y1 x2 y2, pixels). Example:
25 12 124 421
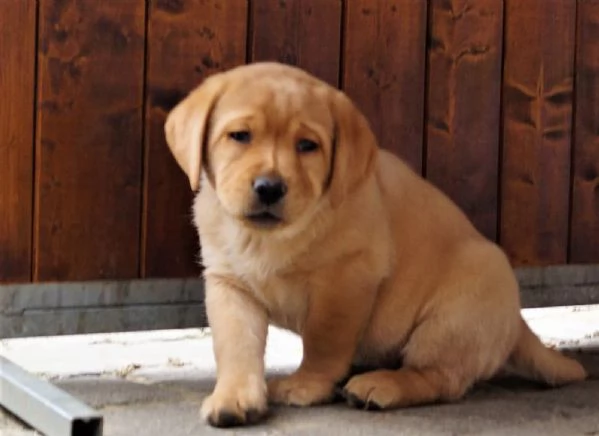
267 372 335 406
201 376 267 427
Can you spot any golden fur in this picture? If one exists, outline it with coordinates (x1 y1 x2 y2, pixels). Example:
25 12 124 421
165 62 587 428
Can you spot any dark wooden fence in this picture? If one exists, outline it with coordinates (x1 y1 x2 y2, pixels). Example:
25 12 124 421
1 0 598 284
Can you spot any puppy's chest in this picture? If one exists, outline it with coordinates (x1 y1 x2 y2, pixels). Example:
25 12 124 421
235 265 309 334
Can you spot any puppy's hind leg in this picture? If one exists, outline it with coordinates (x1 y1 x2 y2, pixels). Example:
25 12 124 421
342 366 468 411
342 303 516 410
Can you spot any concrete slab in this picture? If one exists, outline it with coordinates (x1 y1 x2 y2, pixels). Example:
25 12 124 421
55 377 599 436
1 306 598 436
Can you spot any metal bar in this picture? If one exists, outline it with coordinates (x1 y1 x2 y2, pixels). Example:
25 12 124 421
0 356 102 436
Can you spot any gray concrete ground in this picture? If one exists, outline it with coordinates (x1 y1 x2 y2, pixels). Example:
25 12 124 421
1 305 598 436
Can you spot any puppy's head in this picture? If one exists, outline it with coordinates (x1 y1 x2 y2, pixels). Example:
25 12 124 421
165 62 377 230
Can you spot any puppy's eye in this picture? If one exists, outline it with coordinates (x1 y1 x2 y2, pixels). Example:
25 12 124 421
296 139 319 153
228 131 252 144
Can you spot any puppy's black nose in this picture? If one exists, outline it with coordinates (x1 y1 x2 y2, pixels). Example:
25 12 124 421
253 176 287 205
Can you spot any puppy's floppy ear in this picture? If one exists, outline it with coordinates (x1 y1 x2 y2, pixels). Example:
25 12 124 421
327 90 378 208
164 74 226 191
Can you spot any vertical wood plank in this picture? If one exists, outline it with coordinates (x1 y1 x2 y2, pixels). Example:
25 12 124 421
0 0 36 283
425 0 503 241
250 0 342 87
35 0 145 281
343 0 428 171
570 0 599 263
143 0 248 277
500 0 576 265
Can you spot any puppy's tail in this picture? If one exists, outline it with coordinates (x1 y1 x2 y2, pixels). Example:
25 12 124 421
506 317 587 386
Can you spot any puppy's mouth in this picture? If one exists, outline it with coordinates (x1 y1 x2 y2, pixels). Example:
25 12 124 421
244 210 283 227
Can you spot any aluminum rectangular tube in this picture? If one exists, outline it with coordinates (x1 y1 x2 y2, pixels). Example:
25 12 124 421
0 356 102 436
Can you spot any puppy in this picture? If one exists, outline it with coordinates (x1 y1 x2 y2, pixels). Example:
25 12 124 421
165 62 586 428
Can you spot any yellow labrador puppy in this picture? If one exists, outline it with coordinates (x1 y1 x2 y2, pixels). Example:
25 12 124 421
165 62 586 427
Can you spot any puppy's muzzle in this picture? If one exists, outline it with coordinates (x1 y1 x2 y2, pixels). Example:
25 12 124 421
253 175 287 206
244 175 287 227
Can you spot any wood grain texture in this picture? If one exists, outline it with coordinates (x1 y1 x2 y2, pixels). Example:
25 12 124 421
250 0 342 87
0 0 36 283
500 0 576 266
570 0 599 263
343 0 428 171
425 0 503 241
143 0 248 278
35 0 145 281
